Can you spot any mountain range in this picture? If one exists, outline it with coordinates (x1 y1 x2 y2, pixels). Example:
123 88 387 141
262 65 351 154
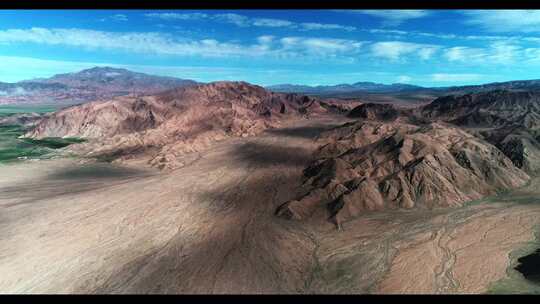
25 81 352 170
266 82 424 94
6 66 540 107
277 90 540 226
0 67 197 105
267 79 540 99
21 79 540 224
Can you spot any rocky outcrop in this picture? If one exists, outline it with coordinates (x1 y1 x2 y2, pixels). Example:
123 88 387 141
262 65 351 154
347 103 401 121
421 90 540 128
421 90 540 173
276 121 529 226
26 81 335 169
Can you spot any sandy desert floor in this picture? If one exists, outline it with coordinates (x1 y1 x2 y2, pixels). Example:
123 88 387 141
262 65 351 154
1 116 540 294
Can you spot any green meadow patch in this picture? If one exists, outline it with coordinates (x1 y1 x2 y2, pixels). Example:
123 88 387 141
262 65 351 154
0 104 62 116
0 124 85 163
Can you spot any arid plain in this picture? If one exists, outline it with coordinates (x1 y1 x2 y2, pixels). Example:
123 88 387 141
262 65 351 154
1 115 540 294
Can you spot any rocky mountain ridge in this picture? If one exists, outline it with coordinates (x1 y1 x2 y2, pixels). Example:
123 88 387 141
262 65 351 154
26 81 344 169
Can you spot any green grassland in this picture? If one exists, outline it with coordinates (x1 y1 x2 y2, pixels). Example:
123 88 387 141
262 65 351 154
0 105 84 163
0 104 64 116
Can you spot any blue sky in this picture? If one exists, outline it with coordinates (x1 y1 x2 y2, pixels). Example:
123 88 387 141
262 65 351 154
2 10 540 87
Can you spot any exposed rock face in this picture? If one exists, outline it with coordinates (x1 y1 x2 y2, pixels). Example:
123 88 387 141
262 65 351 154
26 81 335 169
348 103 402 121
277 89 540 225
276 120 529 225
421 90 540 173
421 90 540 127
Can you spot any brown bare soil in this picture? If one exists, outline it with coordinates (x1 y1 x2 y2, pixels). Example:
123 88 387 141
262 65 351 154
1 116 539 294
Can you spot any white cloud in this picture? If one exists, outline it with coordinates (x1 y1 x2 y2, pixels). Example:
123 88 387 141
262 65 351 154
397 75 412 83
252 18 293 28
348 10 431 26
99 14 129 22
143 12 208 21
300 22 356 31
443 43 521 64
145 12 355 32
280 37 364 57
489 42 521 63
0 28 365 62
111 14 128 22
415 32 457 39
443 46 485 62
366 28 531 43
257 35 275 44
431 73 484 82
370 41 439 60
214 13 251 27
464 10 540 33
368 29 408 35
0 27 250 57
417 48 438 60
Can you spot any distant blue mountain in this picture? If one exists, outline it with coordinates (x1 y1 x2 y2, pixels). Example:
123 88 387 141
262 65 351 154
266 82 426 94
267 79 540 96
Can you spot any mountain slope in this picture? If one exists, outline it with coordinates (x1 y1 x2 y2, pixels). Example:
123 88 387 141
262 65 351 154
26 81 339 169
276 120 529 227
0 67 197 105
421 90 540 173
32 67 196 93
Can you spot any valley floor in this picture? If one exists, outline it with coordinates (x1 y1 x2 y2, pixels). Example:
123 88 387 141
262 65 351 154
1 116 539 294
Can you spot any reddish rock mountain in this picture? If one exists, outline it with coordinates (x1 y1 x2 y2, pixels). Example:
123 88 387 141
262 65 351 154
347 103 402 121
421 90 540 173
276 91 540 226
26 81 339 169
276 120 529 227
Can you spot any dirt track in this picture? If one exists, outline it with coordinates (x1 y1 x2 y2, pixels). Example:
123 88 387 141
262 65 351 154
1 117 540 294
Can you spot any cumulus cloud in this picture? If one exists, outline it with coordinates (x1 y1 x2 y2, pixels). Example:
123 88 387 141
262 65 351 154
463 10 540 33
370 41 439 60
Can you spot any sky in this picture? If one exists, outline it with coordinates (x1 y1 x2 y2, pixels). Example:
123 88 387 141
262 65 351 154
3 10 540 87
